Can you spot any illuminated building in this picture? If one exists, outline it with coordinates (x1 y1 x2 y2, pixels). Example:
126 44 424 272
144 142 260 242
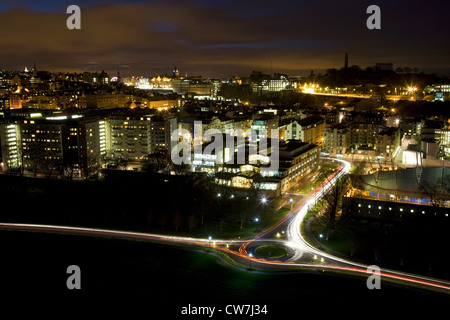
86 93 131 109
251 116 279 141
322 124 350 156
172 66 179 79
347 112 384 148
19 115 103 176
172 79 191 94
9 93 22 109
0 96 10 110
343 197 450 222
209 139 319 196
0 121 22 172
61 118 102 177
249 72 291 93
375 129 397 162
295 116 325 145
149 118 166 153
21 119 63 172
278 140 319 193
107 115 151 163
427 84 450 93
141 97 180 110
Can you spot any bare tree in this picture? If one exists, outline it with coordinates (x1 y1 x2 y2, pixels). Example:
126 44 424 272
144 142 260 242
83 155 100 180
192 173 215 225
172 210 183 232
420 180 443 207
63 162 76 182
314 175 350 241
158 213 168 230
146 208 153 230
188 214 199 232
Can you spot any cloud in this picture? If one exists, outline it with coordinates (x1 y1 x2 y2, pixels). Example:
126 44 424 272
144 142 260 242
0 0 448 77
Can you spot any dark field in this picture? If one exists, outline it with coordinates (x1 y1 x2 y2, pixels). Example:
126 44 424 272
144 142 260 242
1 231 448 317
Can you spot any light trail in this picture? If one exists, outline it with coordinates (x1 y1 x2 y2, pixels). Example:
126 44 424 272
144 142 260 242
1 157 450 293
238 157 450 292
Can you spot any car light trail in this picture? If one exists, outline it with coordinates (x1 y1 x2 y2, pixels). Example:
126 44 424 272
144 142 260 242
0 158 449 293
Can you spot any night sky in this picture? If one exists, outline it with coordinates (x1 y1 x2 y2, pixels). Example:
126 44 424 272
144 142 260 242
1 0 449 77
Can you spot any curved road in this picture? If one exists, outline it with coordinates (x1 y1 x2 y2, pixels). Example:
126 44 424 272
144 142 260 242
1 158 449 293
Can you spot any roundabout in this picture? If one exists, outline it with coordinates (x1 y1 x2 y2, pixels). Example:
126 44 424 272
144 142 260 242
250 242 292 261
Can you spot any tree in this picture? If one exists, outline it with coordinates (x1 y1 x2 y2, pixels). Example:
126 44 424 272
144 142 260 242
171 162 191 175
62 162 76 182
158 213 168 230
420 180 444 207
238 188 258 230
146 208 153 230
172 210 183 232
188 214 199 232
83 155 100 180
191 173 215 225
45 158 62 179
146 148 170 173
314 175 350 241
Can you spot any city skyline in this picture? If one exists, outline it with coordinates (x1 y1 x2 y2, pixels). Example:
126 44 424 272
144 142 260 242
2 0 450 311
0 0 449 77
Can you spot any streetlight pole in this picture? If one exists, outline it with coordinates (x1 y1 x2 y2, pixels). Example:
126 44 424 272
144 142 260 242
248 252 253 270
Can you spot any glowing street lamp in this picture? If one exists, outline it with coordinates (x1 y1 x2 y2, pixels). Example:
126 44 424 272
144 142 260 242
248 252 253 270
261 197 267 204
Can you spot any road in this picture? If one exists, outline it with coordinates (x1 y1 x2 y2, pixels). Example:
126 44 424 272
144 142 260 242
1 158 450 293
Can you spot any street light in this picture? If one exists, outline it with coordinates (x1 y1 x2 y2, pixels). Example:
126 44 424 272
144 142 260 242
261 197 267 204
289 198 293 209
217 193 221 198
254 217 259 223
248 252 253 270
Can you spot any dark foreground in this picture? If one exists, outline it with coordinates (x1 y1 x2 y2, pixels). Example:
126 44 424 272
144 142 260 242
1 230 448 317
